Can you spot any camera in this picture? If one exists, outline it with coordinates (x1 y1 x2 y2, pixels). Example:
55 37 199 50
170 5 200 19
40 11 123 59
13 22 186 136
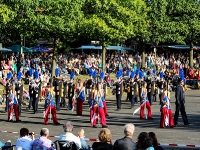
29 132 33 135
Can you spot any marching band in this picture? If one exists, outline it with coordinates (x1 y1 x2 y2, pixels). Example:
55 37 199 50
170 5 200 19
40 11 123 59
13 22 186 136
3 66 188 129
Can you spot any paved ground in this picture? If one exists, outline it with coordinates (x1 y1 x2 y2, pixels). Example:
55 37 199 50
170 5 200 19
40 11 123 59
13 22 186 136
0 90 200 150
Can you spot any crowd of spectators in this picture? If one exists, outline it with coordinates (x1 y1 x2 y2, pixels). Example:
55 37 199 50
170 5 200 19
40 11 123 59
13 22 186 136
1 51 199 79
0 121 164 150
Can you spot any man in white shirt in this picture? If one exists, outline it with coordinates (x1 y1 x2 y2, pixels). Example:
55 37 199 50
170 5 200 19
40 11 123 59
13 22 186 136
59 121 83 148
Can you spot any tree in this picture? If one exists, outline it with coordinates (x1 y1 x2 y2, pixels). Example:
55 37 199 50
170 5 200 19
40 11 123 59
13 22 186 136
37 0 85 77
81 0 148 71
148 0 200 68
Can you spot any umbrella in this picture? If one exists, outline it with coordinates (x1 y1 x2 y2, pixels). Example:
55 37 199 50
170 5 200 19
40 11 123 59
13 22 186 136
31 46 53 53
7 45 34 53
0 48 12 52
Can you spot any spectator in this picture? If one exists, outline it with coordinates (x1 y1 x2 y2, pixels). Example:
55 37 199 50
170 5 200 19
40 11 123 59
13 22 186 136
16 128 35 150
78 129 88 150
113 123 135 150
92 128 113 150
58 121 85 149
134 132 154 150
148 132 164 150
32 128 55 150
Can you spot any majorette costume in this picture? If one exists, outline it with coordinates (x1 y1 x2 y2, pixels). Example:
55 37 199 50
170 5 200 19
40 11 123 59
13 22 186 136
44 92 59 125
76 81 86 116
160 93 174 128
91 86 107 128
8 84 21 122
100 72 108 116
140 71 153 119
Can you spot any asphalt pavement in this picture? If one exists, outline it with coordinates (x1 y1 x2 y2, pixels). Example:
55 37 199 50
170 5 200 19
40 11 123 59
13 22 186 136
0 90 200 150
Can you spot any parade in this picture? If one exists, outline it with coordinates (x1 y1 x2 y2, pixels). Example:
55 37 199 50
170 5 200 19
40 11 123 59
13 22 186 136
2 62 190 130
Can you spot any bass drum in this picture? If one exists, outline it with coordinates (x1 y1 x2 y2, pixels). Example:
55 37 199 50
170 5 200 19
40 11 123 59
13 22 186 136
172 75 180 86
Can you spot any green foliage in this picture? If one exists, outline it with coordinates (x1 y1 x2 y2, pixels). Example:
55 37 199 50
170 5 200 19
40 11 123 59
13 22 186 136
82 0 148 46
149 0 200 44
0 4 15 24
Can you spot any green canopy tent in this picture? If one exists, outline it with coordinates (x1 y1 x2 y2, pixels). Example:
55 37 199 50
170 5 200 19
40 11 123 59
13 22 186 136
7 45 35 53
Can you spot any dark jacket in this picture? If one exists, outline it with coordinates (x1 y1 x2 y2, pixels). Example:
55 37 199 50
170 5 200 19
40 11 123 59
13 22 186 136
113 137 135 150
175 85 184 105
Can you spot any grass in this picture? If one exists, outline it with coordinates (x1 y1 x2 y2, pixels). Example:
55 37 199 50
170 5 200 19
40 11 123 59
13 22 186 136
0 73 117 96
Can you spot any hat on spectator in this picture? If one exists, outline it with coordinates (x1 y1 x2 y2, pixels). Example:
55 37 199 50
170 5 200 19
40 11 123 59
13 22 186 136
70 72 75 80
7 71 12 80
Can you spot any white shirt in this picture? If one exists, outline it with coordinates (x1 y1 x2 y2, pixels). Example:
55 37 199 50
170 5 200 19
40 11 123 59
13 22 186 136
59 132 81 148
16 136 33 150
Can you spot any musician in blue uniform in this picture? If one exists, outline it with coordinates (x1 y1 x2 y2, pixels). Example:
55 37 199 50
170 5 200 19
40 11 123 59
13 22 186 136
5 72 12 112
125 70 131 101
151 69 157 103
54 67 61 111
28 68 34 110
44 89 60 125
16 73 23 116
157 72 165 105
32 70 41 114
129 71 136 109
114 70 123 111
68 72 75 110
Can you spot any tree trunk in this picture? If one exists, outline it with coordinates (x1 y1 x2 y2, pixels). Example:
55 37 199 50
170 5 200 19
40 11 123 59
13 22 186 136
142 41 145 68
102 45 106 71
51 38 57 81
190 42 193 68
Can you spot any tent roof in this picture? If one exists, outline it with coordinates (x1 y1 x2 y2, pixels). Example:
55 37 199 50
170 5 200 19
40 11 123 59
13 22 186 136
7 45 34 53
75 45 134 50
31 46 53 53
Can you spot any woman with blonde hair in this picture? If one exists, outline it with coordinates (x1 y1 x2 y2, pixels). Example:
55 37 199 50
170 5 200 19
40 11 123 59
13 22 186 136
140 82 153 119
92 128 113 150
